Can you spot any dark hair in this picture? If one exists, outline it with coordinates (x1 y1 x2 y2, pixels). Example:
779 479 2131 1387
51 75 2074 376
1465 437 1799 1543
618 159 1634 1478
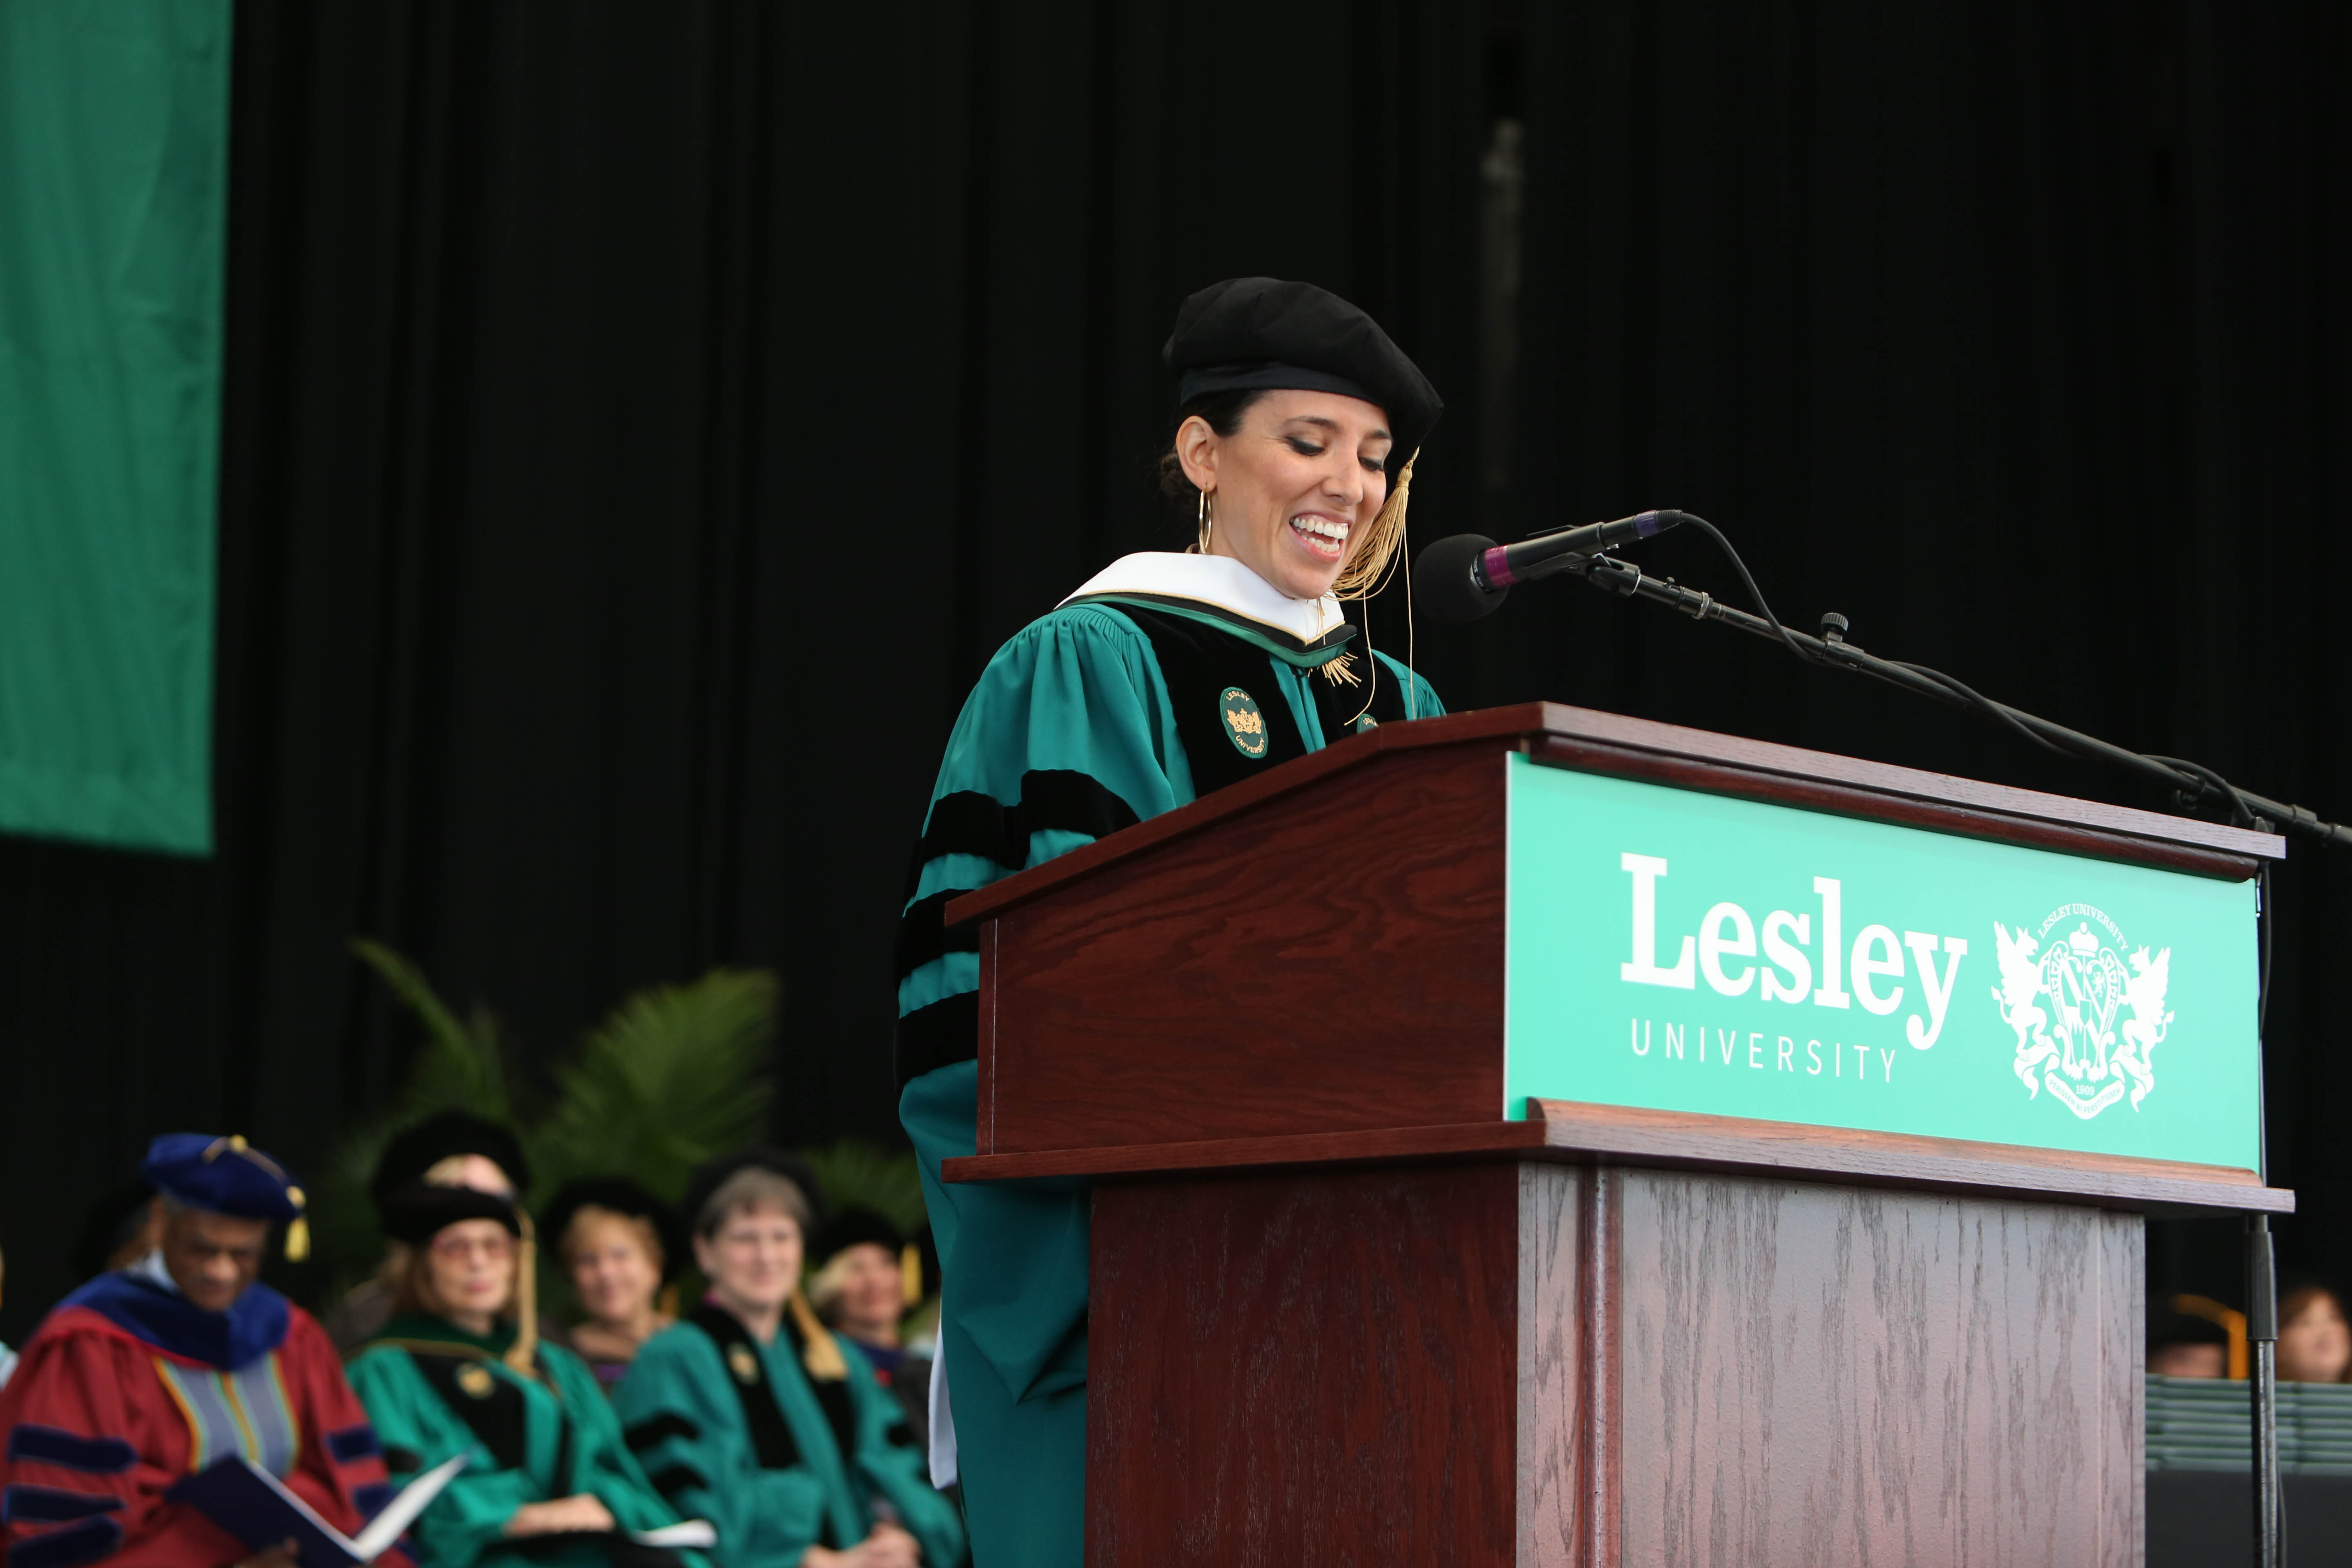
1155 388 1271 502
2281 1284 2347 1332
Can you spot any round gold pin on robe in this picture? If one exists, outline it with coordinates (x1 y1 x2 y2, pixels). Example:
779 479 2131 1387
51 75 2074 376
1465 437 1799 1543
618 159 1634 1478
1219 687 1269 759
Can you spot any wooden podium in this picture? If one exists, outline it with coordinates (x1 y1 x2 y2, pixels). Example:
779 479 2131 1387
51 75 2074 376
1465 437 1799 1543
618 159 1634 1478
942 704 2291 1567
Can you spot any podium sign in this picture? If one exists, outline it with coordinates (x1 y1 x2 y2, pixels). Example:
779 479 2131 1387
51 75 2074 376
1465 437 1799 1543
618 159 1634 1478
949 705 2292 1567
1507 754 2263 1170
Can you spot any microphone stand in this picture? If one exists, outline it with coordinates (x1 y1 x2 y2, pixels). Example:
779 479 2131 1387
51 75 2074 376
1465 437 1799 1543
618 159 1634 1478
1547 537 2330 1568
1559 546 2352 852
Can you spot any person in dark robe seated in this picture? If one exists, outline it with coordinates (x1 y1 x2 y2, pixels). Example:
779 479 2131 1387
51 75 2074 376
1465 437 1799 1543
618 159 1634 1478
612 1152 962 1568
2147 1298 2233 1379
345 1181 701 1568
0 1134 405 1568
806 1209 923 1389
893 276 1444 1565
329 1112 531 1353
542 1180 681 1393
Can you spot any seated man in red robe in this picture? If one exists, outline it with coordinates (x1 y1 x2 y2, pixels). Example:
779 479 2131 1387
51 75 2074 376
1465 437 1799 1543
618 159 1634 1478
0 1134 406 1568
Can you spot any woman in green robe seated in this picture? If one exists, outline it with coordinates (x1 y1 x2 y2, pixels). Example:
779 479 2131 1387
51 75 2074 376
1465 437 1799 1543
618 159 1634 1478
891 276 1446 1566
612 1152 962 1568
345 1183 707 1568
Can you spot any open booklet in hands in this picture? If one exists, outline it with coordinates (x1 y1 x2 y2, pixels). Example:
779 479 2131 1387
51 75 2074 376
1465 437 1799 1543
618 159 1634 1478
169 1454 717 1567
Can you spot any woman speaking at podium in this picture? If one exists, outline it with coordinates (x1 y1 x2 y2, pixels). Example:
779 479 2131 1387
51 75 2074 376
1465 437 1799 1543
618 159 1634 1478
893 277 1443 1565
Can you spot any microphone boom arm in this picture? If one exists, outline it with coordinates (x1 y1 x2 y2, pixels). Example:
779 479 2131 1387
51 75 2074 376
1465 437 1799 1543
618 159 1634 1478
1556 545 2352 851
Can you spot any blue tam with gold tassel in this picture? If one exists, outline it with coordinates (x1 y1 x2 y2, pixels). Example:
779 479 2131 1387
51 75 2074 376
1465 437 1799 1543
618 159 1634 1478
141 1133 310 1259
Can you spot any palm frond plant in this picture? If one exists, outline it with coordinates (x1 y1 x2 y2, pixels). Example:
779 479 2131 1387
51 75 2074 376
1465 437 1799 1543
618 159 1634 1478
533 969 778 1203
318 949 938 1329
314 947 781 1297
799 1138 928 1238
309 942 524 1281
351 938 514 1122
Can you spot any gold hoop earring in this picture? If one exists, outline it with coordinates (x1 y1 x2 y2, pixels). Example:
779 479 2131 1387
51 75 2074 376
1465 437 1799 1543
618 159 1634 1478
1196 489 1214 553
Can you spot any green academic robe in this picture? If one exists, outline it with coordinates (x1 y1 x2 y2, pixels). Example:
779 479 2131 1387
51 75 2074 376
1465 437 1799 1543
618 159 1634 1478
611 1304 962 1568
892 559 1442 1567
345 1317 702 1568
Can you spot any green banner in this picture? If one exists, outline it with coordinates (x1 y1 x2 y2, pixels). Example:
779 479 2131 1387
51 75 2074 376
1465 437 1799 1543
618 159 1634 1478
1506 755 2263 1171
0 0 231 854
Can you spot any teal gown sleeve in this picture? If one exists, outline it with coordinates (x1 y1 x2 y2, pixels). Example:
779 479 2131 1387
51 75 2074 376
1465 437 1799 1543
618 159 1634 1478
348 1343 704 1568
892 604 1441 1568
614 1325 828 1568
892 606 1189 1394
840 1351 962 1567
893 605 1190 1084
346 1348 537 1568
539 1343 693 1541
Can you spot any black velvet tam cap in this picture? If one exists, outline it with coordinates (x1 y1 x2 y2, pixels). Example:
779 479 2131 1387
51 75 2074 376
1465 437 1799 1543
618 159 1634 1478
1163 277 1443 458
370 1110 532 1207
379 1180 523 1245
541 1176 687 1282
815 1205 904 1265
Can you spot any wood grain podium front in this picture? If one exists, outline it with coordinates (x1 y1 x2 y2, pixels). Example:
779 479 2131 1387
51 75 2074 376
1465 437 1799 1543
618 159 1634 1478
941 704 2289 1567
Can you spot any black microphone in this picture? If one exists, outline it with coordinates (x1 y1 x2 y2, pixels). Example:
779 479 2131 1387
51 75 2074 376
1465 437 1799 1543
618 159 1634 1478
1412 510 1691 624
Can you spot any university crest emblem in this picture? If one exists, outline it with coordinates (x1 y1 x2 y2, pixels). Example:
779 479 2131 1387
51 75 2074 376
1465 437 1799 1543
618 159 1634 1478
1220 687 1270 759
1991 903 2174 1120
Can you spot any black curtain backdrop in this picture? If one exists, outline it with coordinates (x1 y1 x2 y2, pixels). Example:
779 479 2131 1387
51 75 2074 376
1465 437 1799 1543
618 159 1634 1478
3 0 2348 1341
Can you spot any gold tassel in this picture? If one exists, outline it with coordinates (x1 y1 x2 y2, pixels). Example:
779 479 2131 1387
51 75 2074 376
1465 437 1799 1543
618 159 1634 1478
789 1290 848 1381
283 1185 310 1260
505 1211 539 1376
901 1243 922 1309
1333 448 1418 601
1317 651 1361 687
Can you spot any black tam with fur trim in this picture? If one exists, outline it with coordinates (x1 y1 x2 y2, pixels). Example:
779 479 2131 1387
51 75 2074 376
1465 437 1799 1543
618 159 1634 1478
1163 276 1443 459
379 1180 524 1244
370 1110 532 1206
541 1176 687 1282
815 1205 905 1265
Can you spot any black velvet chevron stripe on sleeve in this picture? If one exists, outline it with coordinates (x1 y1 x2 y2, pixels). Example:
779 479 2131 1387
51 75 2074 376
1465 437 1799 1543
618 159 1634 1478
6 1515 121 1568
622 1413 699 1451
891 768 1142 1090
902 771 1142 896
893 771 1141 982
890 889 972 986
894 992 980 1090
645 1463 708 1505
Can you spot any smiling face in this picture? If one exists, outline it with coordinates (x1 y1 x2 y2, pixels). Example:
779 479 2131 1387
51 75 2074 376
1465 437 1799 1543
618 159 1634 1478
423 1218 517 1322
825 1242 908 1344
566 1209 662 1330
1176 389 1392 600
2279 1291 2352 1383
695 1200 804 1321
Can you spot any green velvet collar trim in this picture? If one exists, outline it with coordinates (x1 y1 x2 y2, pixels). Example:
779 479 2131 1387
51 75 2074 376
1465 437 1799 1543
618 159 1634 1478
367 1313 517 1360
